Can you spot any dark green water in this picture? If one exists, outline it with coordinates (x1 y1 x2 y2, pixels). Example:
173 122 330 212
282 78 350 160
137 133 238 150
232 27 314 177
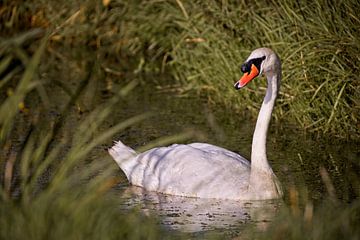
108 83 358 199
100 80 359 236
15 48 357 237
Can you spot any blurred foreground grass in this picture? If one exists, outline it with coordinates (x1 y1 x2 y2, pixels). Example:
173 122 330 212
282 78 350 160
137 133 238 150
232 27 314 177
0 33 168 239
253 198 360 240
0 1 359 239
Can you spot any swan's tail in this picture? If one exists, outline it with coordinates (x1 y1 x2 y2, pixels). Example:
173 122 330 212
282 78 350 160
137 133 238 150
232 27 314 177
108 140 137 169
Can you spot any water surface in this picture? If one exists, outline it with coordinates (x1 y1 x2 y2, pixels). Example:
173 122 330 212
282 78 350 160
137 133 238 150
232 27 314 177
103 82 359 236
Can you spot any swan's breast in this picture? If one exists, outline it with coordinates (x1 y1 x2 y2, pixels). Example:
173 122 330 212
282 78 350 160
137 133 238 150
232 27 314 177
127 143 251 199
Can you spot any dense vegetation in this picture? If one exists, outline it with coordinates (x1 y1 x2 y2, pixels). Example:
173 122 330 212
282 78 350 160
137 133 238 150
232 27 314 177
2 0 359 139
0 0 359 239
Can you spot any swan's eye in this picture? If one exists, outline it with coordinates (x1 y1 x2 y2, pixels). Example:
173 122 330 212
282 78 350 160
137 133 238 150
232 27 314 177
243 56 266 74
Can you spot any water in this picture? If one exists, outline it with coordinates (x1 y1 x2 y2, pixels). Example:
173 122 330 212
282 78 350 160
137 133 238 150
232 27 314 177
103 82 359 236
118 185 281 235
8 49 357 237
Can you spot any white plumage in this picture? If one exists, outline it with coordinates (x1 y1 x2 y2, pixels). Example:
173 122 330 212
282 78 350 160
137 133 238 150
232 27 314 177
109 48 283 200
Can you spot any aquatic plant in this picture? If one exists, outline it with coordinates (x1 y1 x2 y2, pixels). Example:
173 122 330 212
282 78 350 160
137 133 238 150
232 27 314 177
0 1 359 239
166 0 359 140
0 32 167 240
251 191 360 240
1 0 360 139
2 0 358 139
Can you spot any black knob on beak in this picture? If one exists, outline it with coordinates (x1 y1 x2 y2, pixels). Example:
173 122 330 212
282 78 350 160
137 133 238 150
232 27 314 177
241 63 251 73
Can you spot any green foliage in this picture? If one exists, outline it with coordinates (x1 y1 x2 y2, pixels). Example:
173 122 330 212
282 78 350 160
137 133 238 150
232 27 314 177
2 0 358 138
0 33 165 240
250 199 360 240
0 1 359 239
163 0 360 139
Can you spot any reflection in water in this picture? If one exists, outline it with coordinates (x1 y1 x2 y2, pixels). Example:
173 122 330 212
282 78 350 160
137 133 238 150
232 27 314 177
105 83 358 236
119 186 282 233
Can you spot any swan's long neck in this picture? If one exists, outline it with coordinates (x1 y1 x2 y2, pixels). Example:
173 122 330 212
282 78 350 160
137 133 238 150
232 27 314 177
250 72 280 173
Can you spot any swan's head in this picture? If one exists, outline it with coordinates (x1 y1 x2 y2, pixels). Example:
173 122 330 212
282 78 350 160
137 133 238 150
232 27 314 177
234 48 281 90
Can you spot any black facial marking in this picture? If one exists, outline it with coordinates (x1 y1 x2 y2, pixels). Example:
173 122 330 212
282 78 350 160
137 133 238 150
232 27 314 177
241 56 266 74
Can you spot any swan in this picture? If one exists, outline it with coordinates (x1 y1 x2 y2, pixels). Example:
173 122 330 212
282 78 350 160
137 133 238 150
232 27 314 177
109 48 283 200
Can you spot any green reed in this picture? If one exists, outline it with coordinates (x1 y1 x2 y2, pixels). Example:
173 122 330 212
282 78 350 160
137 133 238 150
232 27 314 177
165 0 360 140
0 1 359 239
0 33 168 239
3 0 358 139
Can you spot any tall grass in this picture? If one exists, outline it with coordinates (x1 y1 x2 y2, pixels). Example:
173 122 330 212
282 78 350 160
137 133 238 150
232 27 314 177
2 0 358 139
1 1 359 239
252 198 360 240
0 32 168 239
166 0 360 140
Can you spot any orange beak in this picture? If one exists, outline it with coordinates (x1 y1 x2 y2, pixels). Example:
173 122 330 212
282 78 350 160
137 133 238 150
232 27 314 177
234 64 260 90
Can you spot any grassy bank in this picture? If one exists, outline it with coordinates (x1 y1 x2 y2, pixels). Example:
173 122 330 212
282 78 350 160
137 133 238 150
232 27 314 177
2 0 358 139
167 0 360 140
0 1 359 239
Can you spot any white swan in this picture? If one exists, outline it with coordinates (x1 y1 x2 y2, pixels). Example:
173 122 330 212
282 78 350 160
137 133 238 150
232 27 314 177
109 48 283 200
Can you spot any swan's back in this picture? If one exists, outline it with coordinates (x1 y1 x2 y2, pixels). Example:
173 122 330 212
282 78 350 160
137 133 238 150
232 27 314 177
109 141 251 199
109 48 285 200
